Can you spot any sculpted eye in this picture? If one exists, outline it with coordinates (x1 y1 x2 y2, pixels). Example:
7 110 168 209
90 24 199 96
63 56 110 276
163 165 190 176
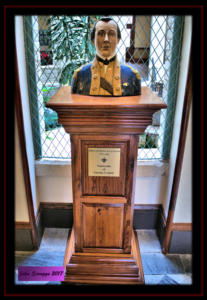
108 30 116 37
98 30 105 37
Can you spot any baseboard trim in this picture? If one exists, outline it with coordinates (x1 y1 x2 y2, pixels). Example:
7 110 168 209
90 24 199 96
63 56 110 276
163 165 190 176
156 204 167 248
15 222 31 230
133 204 161 229
169 230 192 254
40 203 162 230
171 223 192 231
15 203 192 253
40 202 73 209
167 222 192 254
15 222 34 251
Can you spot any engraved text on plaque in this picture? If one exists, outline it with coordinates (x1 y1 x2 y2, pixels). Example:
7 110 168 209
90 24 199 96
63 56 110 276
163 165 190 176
88 148 121 177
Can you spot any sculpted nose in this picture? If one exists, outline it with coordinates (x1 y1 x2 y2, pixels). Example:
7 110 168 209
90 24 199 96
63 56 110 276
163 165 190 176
104 33 109 41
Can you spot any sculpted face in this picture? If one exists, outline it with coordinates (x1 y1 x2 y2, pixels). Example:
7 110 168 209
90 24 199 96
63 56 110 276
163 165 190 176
93 20 120 58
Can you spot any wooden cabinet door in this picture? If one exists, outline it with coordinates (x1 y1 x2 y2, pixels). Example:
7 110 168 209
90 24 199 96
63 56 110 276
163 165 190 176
82 203 124 248
71 134 138 254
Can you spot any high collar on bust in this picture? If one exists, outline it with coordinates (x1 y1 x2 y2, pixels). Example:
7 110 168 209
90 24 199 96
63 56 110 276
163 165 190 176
96 54 116 65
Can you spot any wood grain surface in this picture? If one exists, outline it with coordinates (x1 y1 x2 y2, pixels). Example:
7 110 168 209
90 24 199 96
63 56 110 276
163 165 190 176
48 86 166 284
48 86 166 109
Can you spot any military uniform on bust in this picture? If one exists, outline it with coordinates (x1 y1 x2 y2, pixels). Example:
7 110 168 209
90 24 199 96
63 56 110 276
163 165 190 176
70 17 141 96
71 55 141 97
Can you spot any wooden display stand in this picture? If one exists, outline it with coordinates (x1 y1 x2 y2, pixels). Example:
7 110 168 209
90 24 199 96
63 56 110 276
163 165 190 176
47 86 167 285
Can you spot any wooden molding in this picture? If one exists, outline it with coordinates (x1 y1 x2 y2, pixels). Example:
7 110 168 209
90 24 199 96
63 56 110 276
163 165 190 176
63 228 74 269
171 223 192 231
160 204 167 227
63 227 145 285
15 222 31 230
162 46 192 254
134 204 161 210
40 202 73 209
15 52 38 249
47 87 165 284
35 204 41 222
46 86 167 135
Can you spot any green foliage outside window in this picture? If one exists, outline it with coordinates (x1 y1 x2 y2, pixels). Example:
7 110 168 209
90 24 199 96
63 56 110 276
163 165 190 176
43 16 101 131
47 16 100 85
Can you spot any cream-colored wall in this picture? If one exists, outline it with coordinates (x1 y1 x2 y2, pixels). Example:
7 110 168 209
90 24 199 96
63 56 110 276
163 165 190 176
15 113 30 222
173 105 192 223
15 16 39 218
162 16 192 219
37 176 73 203
35 160 168 205
135 176 167 205
35 160 73 202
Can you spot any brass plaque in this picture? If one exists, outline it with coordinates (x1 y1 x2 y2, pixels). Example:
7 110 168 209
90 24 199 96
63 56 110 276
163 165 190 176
88 148 121 177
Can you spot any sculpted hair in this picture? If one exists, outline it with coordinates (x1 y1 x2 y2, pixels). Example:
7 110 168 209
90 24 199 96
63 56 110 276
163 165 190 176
90 17 122 41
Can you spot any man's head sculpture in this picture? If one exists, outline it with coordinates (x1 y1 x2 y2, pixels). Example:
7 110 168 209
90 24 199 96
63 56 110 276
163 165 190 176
90 17 121 59
71 17 141 96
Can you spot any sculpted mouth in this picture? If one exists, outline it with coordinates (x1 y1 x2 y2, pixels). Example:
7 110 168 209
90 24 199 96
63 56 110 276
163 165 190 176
102 44 110 49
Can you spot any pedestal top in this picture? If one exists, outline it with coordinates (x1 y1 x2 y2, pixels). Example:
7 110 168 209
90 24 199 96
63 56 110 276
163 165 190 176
47 86 167 110
46 86 167 134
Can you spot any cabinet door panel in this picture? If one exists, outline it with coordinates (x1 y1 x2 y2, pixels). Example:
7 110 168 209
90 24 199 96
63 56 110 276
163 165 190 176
82 204 124 249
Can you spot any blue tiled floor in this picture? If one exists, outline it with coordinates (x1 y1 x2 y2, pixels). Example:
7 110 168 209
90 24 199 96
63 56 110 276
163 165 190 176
15 228 192 285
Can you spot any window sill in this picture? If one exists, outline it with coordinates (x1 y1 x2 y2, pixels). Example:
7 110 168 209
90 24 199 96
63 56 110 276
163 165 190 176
35 159 169 178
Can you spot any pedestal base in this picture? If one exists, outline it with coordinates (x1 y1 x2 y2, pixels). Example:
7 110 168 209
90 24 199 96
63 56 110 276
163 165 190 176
62 227 145 285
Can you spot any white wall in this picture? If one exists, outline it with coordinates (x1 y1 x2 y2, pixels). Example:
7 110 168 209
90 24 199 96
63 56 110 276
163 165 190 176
36 160 73 203
173 105 192 222
162 16 192 219
15 16 39 218
35 160 168 205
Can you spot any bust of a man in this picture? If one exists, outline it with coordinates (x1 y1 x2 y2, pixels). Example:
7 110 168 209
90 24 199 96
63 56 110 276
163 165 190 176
71 17 141 96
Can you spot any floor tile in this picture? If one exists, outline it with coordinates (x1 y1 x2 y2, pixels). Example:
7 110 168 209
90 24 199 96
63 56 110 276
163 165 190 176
141 253 185 275
40 228 69 251
167 274 192 285
158 275 178 284
144 275 164 285
179 254 192 273
15 228 68 285
136 230 162 253
15 252 65 285
145 274 192 285
15 249 65 267
14 229 192 286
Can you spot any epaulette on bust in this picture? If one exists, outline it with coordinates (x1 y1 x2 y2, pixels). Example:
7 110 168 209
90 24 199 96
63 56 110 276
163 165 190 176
125 64 141 81
73 63 90 79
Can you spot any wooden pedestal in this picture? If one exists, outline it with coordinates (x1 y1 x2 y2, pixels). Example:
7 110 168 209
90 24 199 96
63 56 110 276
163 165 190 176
47 86 166 285
62 227 144 285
